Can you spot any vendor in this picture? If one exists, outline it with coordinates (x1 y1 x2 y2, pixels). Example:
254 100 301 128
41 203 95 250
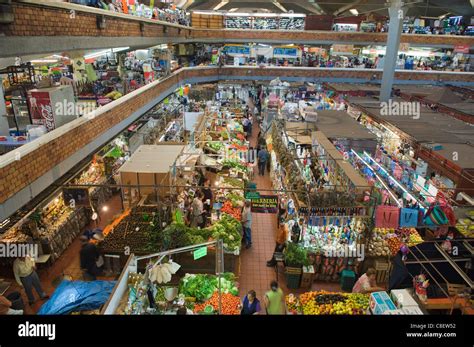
266 217 289 267
352 268 385 294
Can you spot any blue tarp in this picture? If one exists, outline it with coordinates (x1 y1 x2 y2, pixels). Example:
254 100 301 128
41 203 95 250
38 280 116 315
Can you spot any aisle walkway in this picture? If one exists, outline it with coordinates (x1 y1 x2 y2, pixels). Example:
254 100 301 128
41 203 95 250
237 105 341 306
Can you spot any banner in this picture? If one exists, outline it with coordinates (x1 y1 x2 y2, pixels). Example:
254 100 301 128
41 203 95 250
251 195 278 214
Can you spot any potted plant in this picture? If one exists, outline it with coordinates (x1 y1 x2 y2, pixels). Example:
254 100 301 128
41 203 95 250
284 243 310 289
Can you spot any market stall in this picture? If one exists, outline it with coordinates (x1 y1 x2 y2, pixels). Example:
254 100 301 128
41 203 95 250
101 240 242 315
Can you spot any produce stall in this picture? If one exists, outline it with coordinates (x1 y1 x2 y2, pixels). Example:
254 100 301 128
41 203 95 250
101 241 242 315
118 144 185 206
286 291 370 315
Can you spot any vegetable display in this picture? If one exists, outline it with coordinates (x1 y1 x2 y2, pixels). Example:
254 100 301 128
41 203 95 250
221 201 242 220
193 292 241 315
179 273 238 303
207 142 224 151
210 214 243 252
222 160 248 174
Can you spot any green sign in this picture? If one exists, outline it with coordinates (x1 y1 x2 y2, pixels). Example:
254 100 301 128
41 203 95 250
245 192 261 199
193 246 207 260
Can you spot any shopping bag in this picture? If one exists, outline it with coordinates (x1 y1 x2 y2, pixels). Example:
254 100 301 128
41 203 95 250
375 206 400 228
423 205 449 226
399 208 419 227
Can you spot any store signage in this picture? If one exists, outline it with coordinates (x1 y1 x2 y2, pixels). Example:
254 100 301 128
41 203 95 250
245 191 261 199
273 47 298 57
331 44 354 54
223 45 250 56
251 195 278 214
193 246 207 260
454 45 469 54
399 43 410 52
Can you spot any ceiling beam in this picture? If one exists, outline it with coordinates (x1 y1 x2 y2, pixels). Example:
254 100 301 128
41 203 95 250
281 0 324 14
272 1 288 13
333 0 366 16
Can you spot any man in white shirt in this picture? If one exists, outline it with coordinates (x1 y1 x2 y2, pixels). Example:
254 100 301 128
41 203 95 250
13 256 48 306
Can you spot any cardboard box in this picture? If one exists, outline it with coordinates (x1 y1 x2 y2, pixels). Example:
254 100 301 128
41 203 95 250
383 307 424 315
369 291 397 315
390 289 419 309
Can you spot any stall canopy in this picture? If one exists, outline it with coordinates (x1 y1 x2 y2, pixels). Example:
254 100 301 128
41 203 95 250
38 280 116 315
119 144 185 196
315 110 377 154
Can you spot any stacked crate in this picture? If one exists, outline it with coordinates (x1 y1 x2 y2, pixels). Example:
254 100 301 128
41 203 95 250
191 12 223 29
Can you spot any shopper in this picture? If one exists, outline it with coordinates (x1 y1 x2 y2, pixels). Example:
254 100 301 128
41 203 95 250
352 268 385 294
191 191 204 228
388 250 410 291
267 217 289 267
13 256 49 306
80 236 103 281
201 178 213 210
257 146 269 176
264 281 285 314
241 200 253 249
0 294 23 315
240 290 261 315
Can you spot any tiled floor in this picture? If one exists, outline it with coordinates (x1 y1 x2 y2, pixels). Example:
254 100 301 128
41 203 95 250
4 194 123 314
237 113 342 306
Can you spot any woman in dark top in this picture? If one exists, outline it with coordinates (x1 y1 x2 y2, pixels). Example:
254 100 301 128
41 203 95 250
240 290 261 315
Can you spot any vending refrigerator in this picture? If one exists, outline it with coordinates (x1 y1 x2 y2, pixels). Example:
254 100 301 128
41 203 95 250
27 85 76 132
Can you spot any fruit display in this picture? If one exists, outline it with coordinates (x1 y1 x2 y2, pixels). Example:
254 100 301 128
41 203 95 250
396 228 423 247
386 236 402 256
456 214 474 238
286 294 300 314
221 201 242 220
367 232 391 257
291 291 369 315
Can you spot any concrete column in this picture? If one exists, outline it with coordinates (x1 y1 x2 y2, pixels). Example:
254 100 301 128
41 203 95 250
0 79 10 136
380 0 405 101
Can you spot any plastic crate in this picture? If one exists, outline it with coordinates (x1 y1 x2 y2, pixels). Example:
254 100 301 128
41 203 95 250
285 267 302 289
340 269 356 292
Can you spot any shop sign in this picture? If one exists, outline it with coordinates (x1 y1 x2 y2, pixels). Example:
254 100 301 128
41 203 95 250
454 45 469 54
331 44 354 54
273 47 299 57
251 195 278 214
399 43 410 52
193 246 207 260
245 191 260 199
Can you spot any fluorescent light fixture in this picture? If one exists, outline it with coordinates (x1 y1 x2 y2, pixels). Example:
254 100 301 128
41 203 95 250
273 0 288 13
351 149 401 207
363 151 426 209
213 0 229 11
30 59 58 64
349 9 359 16
84 47 130 60
228 8 238 12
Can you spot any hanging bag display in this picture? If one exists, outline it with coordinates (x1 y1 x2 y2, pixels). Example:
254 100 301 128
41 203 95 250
375 205 400 228
423 204 449 226
399 208 419 228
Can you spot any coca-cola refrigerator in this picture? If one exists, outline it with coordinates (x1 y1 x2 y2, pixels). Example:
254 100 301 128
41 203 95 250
27 85 76 132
